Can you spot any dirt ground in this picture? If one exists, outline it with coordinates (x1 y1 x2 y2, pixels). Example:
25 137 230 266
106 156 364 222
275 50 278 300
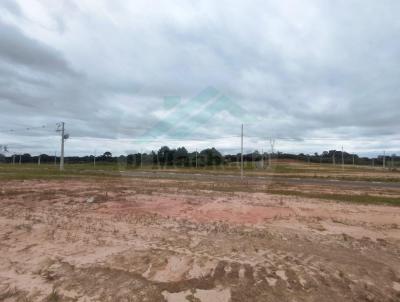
0 177 400 301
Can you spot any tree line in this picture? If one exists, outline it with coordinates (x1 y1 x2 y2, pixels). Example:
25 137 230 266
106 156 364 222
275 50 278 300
0 146 398 167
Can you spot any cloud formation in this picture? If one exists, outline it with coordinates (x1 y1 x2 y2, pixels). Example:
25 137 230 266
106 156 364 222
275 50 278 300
0 0 399 156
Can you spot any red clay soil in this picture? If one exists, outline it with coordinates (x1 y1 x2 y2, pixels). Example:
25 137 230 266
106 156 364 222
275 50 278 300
0 178 399 301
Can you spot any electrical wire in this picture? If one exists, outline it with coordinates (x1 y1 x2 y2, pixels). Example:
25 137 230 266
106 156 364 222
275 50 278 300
0 124 52 134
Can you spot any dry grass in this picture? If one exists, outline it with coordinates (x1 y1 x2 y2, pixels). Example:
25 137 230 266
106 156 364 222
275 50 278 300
44 288 61 302
1 161 399 182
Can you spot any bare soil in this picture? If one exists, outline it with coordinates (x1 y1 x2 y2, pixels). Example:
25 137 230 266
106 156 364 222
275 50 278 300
0 178 399 301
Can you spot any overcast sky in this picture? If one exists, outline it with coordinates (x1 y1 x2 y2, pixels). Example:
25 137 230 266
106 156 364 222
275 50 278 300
0 0 399 156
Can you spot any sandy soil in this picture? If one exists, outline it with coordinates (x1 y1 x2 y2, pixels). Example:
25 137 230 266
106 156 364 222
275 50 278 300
0 178 399 301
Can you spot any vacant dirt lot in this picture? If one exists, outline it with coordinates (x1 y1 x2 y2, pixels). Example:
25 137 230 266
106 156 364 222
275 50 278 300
0 177 400 301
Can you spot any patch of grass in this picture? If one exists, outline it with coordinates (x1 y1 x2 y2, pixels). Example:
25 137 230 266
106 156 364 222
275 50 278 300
15 223 33 232
148 177 400 206
1 163 399 207
0 164 121 181
45 288 61 302
267 189 400 206
1 162 399 182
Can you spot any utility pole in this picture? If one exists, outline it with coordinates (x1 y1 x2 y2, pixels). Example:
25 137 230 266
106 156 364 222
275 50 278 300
38 155 41 166
19 154 21 165
341 146 344 170
195 148 198 168
60 122 65 171
352 154 355 166
261 148 264 169
57 122 69 171
383 150 386 169
332 151 336 166
93 150 96 167
269 138 275 168
268 152 271 167
240 124 244 179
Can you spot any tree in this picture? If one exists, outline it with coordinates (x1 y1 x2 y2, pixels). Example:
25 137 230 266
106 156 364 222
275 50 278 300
157 146 171 165
175 147 188 166
21 153 32 163
151 151 158 165
127 154 135 165
200 148 223 166
100 151 113 162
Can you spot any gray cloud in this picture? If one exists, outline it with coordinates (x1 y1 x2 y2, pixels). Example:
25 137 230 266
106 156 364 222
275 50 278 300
0 21 74 75
0 0 399 156
0 0 22 16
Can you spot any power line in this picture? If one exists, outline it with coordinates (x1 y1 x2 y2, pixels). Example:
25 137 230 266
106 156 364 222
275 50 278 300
1 124 398 143
244 135 400 142
0 124 49 134
67 135 240 143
